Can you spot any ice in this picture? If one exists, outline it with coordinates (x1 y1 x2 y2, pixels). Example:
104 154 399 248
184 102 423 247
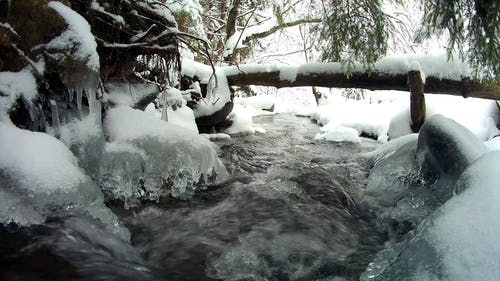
104 106 229 199
86 89 101 125
361 151 500 281
76 88 83 119
50 99 60 136
0 122 125 238
59 115 105 176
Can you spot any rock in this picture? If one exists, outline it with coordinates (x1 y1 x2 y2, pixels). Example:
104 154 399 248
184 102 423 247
195 101 234 133
417 114 488 179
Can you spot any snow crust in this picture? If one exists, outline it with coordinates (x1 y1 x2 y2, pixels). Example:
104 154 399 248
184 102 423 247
47 1 100 72
0 70 38 120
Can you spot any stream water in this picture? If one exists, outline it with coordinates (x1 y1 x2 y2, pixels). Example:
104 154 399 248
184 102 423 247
1 114 388 281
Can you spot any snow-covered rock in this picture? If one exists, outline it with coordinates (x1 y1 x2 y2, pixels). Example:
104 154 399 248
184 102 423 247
361 151 500 281
363 115 489 238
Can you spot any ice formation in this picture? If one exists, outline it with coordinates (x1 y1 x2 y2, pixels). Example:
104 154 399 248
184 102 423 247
103 106 229 200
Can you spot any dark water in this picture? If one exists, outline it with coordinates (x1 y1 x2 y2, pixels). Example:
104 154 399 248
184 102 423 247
1 114 386 281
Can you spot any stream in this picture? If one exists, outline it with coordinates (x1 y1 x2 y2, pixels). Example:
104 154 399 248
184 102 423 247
1 114 388 281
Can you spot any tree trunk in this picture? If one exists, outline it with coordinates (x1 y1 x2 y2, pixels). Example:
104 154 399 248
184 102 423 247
408 70 426 132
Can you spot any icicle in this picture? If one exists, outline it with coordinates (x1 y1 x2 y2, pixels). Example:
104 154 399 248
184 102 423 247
87 88 101 126
76 88 83 120
39 104 47 132
161 91 168 122
50 99 60 137
67 88 73 103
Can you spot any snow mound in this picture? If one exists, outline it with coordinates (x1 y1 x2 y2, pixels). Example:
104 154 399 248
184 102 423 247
104 106 229 199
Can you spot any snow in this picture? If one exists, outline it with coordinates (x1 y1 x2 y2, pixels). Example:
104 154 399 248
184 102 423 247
310 94 396 143
225 51 475 82
315 126 360 143
90 0 125 25
103 82 160 107
0 122 86 193
234 95 275 116
137 0 176 26
105 106 201 143
145 102 199 133
428 151 500 281
485 137 500 151
225 104 266 135
182 59 232 118
389 95 498 141
0 70 38 121
201 133 232 141
47 1 100 72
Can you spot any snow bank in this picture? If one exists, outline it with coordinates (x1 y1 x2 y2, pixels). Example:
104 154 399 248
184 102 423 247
0 122 87 193
310 94 400 142
389 95 498 141
0 70 38 121
47 1 100 72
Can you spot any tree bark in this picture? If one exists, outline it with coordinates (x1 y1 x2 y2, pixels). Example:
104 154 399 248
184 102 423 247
408 70 426 132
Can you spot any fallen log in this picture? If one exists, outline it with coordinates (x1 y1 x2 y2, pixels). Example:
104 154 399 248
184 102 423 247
224 62 500 100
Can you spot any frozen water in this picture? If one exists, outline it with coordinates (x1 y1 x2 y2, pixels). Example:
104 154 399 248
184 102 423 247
0 122 126 238
104 106 229 199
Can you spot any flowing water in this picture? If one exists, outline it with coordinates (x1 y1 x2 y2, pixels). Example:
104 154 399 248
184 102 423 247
1 114 387 281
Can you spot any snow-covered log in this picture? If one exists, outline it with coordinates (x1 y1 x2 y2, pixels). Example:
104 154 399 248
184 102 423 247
224 54 500 100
